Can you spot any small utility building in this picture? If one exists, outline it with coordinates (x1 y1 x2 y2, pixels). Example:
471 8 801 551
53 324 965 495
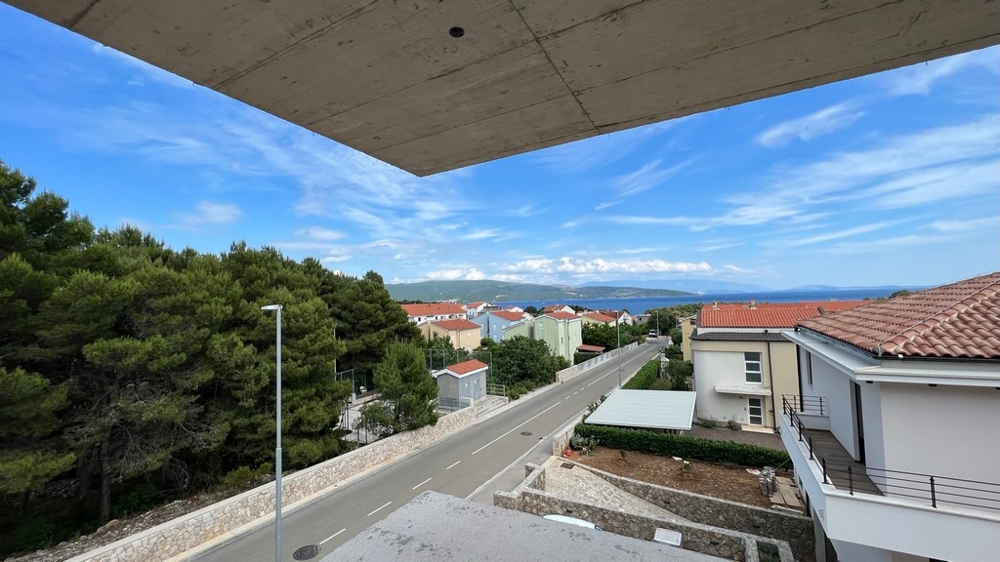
585 389 697 433
433 359 488 411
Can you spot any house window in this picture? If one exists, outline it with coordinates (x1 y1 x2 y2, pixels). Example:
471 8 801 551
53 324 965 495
806 352 813 386
744 352 762 383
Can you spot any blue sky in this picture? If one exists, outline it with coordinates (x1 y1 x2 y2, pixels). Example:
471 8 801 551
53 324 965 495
1 5 997 290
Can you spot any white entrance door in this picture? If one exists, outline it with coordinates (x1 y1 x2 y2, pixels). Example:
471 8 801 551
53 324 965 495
748 397 764 425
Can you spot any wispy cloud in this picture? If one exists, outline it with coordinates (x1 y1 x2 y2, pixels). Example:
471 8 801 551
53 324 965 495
756 103 865 147
499 257 712 275
595 158 696 210
826 234 952 255
782 221 902 247
172 201 242 230
531 119 681 174
294 227 347 241
91 44 193 89
697 242 745 252
930 216 999 233
885 48 1000 96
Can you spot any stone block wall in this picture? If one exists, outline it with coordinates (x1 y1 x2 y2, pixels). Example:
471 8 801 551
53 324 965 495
581 464 815 561
68 407 478 562
494 463 794 562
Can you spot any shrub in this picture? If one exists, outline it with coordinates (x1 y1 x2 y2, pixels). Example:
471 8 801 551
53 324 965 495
727 420 742 431
111 482 160 519
648 378 673 390
621 360 660 390
574 424 790 467
8 516 70 553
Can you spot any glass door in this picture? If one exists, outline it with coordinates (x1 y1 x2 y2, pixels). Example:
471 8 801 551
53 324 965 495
748 397 764 425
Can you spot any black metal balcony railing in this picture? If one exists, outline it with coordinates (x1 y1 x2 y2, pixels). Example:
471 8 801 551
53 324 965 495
781 395 1000 514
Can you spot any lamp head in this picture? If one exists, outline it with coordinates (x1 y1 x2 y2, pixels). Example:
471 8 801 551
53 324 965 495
261 304 282 311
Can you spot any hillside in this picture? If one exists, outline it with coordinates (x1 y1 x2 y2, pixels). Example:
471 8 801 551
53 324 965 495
386 280 693 302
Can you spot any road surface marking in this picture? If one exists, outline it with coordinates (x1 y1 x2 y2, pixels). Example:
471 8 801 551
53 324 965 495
446 460 461 470
319 529 345 545
367 501 392 517
565 395 571 400
471 401 562 455
413 477 432 490
573 391 578 395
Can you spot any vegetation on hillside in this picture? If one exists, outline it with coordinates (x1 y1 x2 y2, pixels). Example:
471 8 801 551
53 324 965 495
385 279 693 302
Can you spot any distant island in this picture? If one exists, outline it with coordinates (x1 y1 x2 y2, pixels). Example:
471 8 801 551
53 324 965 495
386 280 694 302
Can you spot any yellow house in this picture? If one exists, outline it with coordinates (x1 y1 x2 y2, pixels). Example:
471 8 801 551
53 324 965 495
421 319 482 352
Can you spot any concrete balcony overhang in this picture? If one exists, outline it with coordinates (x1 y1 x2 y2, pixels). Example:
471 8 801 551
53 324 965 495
780 413 1000 562
7 1 1000 176
714 384 771 396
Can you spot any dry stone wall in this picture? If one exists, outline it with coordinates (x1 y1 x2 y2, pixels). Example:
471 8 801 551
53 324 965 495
495 463 797 562
67 407 478 562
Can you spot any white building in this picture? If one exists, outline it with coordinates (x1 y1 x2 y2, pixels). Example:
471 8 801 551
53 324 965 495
780 272 1000 562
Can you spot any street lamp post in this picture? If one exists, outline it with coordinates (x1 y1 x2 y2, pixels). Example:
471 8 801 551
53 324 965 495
616 309 622 387
261 304 282 562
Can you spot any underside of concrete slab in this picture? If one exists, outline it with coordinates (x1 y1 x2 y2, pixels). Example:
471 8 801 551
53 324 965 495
7 0 999 175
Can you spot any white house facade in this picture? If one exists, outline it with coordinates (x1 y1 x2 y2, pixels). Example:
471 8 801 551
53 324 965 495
780 272 1000 562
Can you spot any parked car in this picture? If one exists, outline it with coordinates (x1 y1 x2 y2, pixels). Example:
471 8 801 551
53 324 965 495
543 514 603 531
648 330 658 338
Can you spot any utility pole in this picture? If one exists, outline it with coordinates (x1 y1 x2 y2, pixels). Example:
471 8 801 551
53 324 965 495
616 310 622 387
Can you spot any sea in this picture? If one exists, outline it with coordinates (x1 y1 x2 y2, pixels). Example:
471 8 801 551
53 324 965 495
499 288 901 314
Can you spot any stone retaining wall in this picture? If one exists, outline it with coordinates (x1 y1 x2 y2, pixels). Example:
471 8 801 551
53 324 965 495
582 464 815 561
495 463 794 562
556 342 639 383
68 407 478 562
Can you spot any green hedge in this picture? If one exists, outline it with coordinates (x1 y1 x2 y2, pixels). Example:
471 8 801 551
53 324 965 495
621 360 660 390
574 424 790 468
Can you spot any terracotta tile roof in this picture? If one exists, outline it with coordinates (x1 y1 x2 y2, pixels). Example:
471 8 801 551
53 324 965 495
583 312 616 323
798 272 1000 359
492 311 526 322
577 344 606 352
401 303 466 316
445 359 489 375
467 301 484 308
545 311 580 321
699 301 864 328
432 319 481 331
541 304 568 313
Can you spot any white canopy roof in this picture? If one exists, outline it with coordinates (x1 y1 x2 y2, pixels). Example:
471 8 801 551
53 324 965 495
585 389 696 431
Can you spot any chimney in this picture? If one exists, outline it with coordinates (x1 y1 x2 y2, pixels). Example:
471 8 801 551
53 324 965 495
749 298 756 309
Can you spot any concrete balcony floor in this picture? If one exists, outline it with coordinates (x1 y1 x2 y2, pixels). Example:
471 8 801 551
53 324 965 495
803 430 882 496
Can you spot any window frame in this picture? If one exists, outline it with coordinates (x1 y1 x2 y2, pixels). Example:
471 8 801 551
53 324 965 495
744 351 763 384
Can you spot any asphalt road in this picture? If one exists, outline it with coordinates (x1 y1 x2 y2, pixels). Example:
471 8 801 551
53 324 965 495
190 343 661 562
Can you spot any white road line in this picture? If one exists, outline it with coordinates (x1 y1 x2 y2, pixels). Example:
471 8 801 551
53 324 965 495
565 395 571 400
471 401 562 455
367 501 392 517
446 460 461 470
573 391 578 395
319 529 345 545
412 477 432 490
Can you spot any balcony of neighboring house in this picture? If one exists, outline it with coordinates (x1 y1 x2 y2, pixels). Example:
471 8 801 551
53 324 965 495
780 395 1000 561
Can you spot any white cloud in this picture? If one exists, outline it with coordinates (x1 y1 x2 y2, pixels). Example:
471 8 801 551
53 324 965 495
885 48 1000 96
426 268 488 281
826 234 952 255
294 227 347 241
499 257 712 275
697 242 745 252
783 221 902 248
173 201 242 230
594 158 696 209
462 229 503 240
756 103 865 147
930 216 999 233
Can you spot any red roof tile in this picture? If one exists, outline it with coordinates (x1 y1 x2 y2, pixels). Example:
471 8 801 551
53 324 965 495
699 301 864 328
799 272 1000 359
446 359 489 375
492 311 526 322
577 344 605 352
546 311 580 321
432 319 481 331
401 303 466 316
541 304 568 313
583 312 616 323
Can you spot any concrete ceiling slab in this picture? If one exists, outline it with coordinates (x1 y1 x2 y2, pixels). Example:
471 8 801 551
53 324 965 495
6 0 1000 176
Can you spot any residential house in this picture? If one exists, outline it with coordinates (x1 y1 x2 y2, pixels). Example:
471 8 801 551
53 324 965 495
471 310 527 343
464 301 496 318
433 359 488 411
421 319 482 352
781 272 1000 562
581 311 617 326
534 312 584 362
689 301 862 429
401 303 467 324
495 311 584 361
599 309 634 326
501 305 524 314
540 304 575 315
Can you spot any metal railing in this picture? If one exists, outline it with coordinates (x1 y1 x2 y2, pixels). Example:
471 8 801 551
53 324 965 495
781 395 1000 513
783 394 826 416
486 383 506 397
